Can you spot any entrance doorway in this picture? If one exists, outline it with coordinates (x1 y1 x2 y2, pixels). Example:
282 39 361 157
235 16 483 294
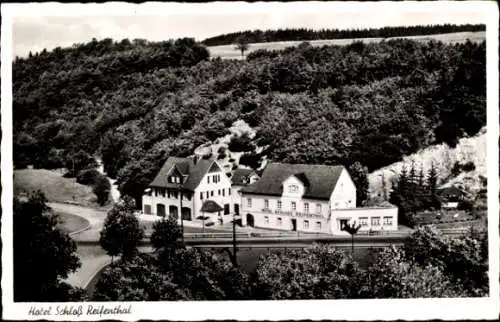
339 219 348 231
291 218 297 231
156 204 166 217
169 205 179 219
246 214 254 227
224 204 230 215
234 204 239 216
181 207 191 221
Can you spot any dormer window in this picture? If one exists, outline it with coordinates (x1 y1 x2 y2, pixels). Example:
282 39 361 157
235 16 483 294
288 184 299 193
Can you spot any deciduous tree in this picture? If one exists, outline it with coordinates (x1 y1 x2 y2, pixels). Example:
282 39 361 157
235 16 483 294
13 191 85 301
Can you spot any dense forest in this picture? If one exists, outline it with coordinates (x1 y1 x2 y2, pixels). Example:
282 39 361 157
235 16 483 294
202 24 485 46
13 34 486 207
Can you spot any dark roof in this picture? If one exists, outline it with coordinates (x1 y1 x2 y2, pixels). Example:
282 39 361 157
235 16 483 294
240 162 345 200
231 169 256 185
437 186 466 196
149 156 218 191
200 200 223 213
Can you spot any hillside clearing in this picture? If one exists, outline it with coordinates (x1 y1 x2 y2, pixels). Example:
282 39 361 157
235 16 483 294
14 169 97 206
209 31 485 59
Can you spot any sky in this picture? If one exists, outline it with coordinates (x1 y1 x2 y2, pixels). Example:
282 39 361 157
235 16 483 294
9 2 490 58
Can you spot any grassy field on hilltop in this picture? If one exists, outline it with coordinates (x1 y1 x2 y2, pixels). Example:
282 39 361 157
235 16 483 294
14 169 97 206
209 31 486 59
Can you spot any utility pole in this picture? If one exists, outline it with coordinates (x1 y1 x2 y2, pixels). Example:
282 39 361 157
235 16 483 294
232 210 238 267
179 183 184 243
72 157 76 201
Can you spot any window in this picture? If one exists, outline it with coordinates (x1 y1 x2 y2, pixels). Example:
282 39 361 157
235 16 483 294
316 204 322 214
303 220 309 229
229 188 231 196
144 205 151 215
167 191 171 198
222 189 225 197
211 191 214 197
218 189 221 196
160 188 165 197
291 201 296 211
206 191 209 198
359 217 368 226
264 199 269 209
371 217 380 226
277 200 282 209
207 176 210 184
383 216 393 226
173 191 178 199
316 221 322 230
288 184 299 193
213 175 217 183
264 216 269 224
277 217 282 226
304 202 309 213
247 198 252 208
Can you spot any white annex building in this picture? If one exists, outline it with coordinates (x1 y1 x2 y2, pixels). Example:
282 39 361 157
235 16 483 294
143 157 398 235
239 162 398 234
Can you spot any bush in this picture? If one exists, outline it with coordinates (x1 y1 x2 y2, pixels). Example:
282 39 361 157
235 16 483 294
462 161 476 172
228 132 254 152
451 162 462 177
217 153 226 160
217 146 227 154
205 222 215 227
93 176 111 206
76 168 101 185
457 200 474 211
239 152 261 170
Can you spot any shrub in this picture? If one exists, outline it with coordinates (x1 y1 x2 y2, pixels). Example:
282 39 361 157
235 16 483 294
93 176 111 206
205 222 215 227
76 168 101 185
462 161 476 172
451 162 461 177
228 132 254 152
457 200 474 212
217 153 226 160
217 146 227 154
239 152 261 170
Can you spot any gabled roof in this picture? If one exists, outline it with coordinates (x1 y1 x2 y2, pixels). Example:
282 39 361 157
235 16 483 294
240 162 345 200
149 156 219 191
231 169 257 186
437 186 466 197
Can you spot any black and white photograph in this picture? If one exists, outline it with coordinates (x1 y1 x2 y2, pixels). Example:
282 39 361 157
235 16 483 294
1 1 499 320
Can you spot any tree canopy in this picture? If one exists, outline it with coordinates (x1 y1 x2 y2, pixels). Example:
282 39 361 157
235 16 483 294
13 36 485 208
99 197 145 259
13 191 86 301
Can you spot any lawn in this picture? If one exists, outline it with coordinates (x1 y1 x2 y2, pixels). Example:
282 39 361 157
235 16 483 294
54 211 90 234
208 31 485 59
14 169 97 206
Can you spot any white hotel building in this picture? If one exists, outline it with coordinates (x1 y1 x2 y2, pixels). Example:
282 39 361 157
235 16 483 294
239 162 398 234
143 157 398 235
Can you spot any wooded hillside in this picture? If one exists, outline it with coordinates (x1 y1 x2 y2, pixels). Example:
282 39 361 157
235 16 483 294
13 36 486 207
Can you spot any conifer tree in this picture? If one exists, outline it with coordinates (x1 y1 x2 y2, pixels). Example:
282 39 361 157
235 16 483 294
426 162 441 210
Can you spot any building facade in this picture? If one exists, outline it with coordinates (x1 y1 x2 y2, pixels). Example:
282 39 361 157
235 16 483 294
142 156 233 224
239 162 398 235
230 168 259 223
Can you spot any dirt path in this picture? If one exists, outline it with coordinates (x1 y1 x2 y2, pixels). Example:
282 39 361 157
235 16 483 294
49 202 108 241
